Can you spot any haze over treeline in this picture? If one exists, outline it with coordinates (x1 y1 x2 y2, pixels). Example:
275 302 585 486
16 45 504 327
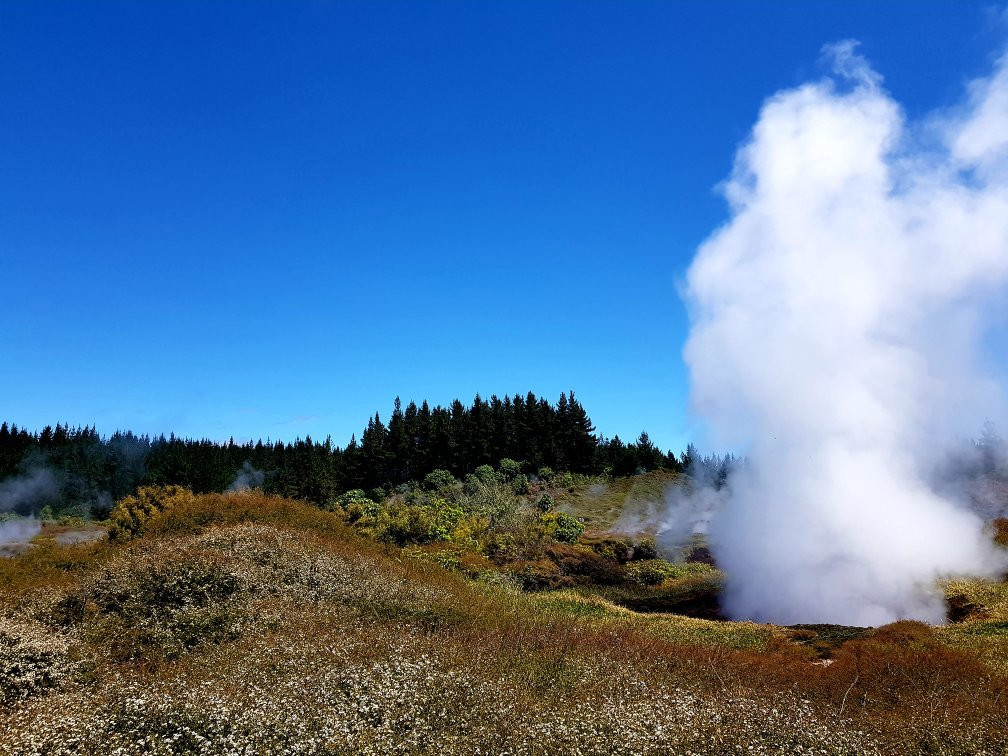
0 392 691 517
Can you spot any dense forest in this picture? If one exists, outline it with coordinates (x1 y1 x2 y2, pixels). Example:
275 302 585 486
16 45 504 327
0 392 692 518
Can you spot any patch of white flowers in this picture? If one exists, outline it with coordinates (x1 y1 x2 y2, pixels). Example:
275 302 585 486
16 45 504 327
0 615 78 704
0 524 953 754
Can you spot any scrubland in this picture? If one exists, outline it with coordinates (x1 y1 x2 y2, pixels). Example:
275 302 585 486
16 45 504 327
2 480 1007 755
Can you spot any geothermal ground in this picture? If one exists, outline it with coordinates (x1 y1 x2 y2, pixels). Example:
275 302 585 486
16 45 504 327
2 477 1006 755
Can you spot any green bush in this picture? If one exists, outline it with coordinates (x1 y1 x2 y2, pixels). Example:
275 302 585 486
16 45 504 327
55 557 243 664
367 497 464 545
344 497 380 524
473 465 499 486
510 473 530 495
422 469 456 491
108 485 196 541
537 494 555 512
624 559 679 586
542 511 584 544
633 537 659 560
537 466 554 482
462 474 481 496
498 458 522 481
624 559 715 586
557 471 575 490
330 489 373 511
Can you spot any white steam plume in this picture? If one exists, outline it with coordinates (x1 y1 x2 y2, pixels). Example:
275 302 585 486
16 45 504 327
0 517 42 551
683 41 1008 626
0 468 60 515
228 461 265 493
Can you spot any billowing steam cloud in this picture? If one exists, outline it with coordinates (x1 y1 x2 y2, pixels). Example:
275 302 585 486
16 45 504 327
0 468 60 549
228 461 265 492
682 41 1008 625
0 467 60 515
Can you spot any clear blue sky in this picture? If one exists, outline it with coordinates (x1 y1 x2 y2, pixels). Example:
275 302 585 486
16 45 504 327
1 1 1002 451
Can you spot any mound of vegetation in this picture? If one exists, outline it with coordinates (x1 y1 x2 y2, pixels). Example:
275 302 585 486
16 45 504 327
1 488 1006 754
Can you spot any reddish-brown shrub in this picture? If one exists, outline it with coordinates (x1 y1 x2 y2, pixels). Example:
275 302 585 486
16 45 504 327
994 517 1008 547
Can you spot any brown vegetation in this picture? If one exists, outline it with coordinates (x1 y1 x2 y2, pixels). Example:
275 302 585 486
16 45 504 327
2 490 1007 754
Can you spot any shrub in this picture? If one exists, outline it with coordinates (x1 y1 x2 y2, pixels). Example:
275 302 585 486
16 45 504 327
633 537 659 560
423 469 457 491
108 485 196 541
498 458 522 481
367 497 464 546
0 618 76 703
537 466 554 482
134 490 352 539
368 487 387 503
625 559 691 586
329 489 376 513
463 479 521 527
995 518 1008 547
542 511 584 544
537 494 555 513
473 465 499 486
344 496 381 524
543 543 625 586
583 535 632 563
462 474 482 496
557 471 575 489
510 473 530 495
54 555 244 664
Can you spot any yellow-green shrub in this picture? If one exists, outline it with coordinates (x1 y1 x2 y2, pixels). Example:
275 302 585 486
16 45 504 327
108 485 195 541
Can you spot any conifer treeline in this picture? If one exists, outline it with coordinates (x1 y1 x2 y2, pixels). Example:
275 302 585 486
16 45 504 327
0 392 683 516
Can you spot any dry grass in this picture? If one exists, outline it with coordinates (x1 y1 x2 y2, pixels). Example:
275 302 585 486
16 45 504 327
2 490 1007 754
555 470 681 531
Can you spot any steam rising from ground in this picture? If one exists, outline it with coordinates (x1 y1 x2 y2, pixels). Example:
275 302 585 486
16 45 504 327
0 467 60 515
682 42 1008 625
0 468 59 549
228 461 265 492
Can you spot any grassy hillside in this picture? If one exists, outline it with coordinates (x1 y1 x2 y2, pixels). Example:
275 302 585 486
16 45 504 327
2 488 1007 754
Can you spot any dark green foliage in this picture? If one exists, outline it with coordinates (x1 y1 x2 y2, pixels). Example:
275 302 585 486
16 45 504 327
632 537 659 561
510 473 530 495
473 465 499 486
537 494 554 512
423 469 456 491
498 458 522 481
544 512 585 543
0 392 686 516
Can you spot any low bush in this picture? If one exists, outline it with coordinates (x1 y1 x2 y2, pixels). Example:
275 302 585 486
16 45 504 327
544 543 625 586
55 554 244 665
132 490 352 539
0 618 76 703
624 559 716 586
108 485 196 541
498 458 522 481
542 511 584 543
328 489 375 512
360 496 464 546
632 537 659 560
510 473 530 495
422 469 456 492
473 465 499 486
995 517 1008 547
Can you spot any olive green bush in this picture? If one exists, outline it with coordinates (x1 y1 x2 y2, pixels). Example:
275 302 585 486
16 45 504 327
108 485 196 541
